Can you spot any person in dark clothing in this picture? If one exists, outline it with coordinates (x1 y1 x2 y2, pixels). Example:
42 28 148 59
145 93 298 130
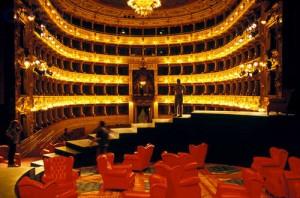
94 121 111 156
174 79 185 117
5 120 22 167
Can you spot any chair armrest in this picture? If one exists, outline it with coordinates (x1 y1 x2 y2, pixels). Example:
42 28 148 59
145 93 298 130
217 183 246 192
183 162 198 170
113 164 133 172
179 177 200 186
121 191 150 198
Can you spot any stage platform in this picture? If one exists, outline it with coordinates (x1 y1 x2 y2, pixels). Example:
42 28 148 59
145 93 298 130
42 110 298 167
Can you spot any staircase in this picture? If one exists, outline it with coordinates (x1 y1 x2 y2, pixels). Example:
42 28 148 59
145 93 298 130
30 111 299 168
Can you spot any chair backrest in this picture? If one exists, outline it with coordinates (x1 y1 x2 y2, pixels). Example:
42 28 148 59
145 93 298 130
270 147 288 169
144 144 155 163
18 176 56 198
97 154 112 174
43 156 74 182
242 168 264 198
288 156 300 174
161 152 180 167
189 143 208 165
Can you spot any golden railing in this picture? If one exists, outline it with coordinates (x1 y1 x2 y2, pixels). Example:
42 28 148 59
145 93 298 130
36 0 255 45
30 96 130 112
157 59 263 84
48 67 129 84
35 26 257 64
156 95 263 111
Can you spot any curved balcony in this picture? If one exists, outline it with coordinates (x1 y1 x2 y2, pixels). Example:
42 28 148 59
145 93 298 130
29 96 130 112
48 67 129 84
34 26 257 64
36 0 255 45
156 95 262 111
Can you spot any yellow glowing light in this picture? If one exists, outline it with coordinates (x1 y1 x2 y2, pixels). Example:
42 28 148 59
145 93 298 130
35 25 257 64
156 95 262 111
127 0 161 16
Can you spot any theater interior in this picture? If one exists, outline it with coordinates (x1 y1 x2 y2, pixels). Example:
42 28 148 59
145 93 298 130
0 0 299 197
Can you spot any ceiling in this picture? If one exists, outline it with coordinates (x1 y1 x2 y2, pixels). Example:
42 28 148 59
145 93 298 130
96 0 197 9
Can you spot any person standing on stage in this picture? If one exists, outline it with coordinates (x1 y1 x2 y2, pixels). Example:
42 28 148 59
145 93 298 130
174 79 185 117
5 120 22 167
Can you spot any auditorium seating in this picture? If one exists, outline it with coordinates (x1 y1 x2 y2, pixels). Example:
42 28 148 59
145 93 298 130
123 143 155 171
188 143 208 168
214 168 264 198
121 174 167 198
42 156 78 196
97 154 135 190
251 147 288 177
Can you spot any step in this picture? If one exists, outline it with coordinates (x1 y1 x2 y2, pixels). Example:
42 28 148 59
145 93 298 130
43 152 61 159
66 139 98 152
54 146 81 157
31 159 44 167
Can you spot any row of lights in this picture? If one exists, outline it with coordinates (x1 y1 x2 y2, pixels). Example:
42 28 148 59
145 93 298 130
36 22 256 64
156 95 263 111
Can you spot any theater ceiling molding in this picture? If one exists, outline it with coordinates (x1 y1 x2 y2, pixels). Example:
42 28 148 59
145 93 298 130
48 0 238 26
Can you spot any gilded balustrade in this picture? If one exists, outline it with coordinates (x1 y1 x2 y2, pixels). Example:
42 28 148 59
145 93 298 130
36 0 255 45
35 26 257 64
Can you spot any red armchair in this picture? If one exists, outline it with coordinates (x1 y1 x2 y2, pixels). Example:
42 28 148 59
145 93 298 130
264 156 300 198
189 143 208 168
18 176 76 198
0 144 21 165
251 147 288 177
98 154 135 190
121 174 167 198
42 156 78 196
159 152 198 178
123 144 155 171
97 152 132 174
214 168 264 198
155 163 201 198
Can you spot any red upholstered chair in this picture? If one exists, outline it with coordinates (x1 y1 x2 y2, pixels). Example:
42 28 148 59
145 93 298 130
159 152 198 178
189 143 208 168
264 156 300 198
0 145 21 165
121 174 167 198
42 156 78 196
251 147 288 177
155 163 201 198
97 152 132 174
214 168 264 198
98 154 135 190
18 176 76 198
123 144 155 171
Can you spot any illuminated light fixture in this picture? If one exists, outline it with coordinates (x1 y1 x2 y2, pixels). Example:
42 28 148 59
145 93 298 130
127 0 161 16
27 13 35 21
260 20 267 25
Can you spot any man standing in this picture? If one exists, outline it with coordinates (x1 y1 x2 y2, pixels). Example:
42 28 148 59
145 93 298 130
5 120 22 167
174 79 184 117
